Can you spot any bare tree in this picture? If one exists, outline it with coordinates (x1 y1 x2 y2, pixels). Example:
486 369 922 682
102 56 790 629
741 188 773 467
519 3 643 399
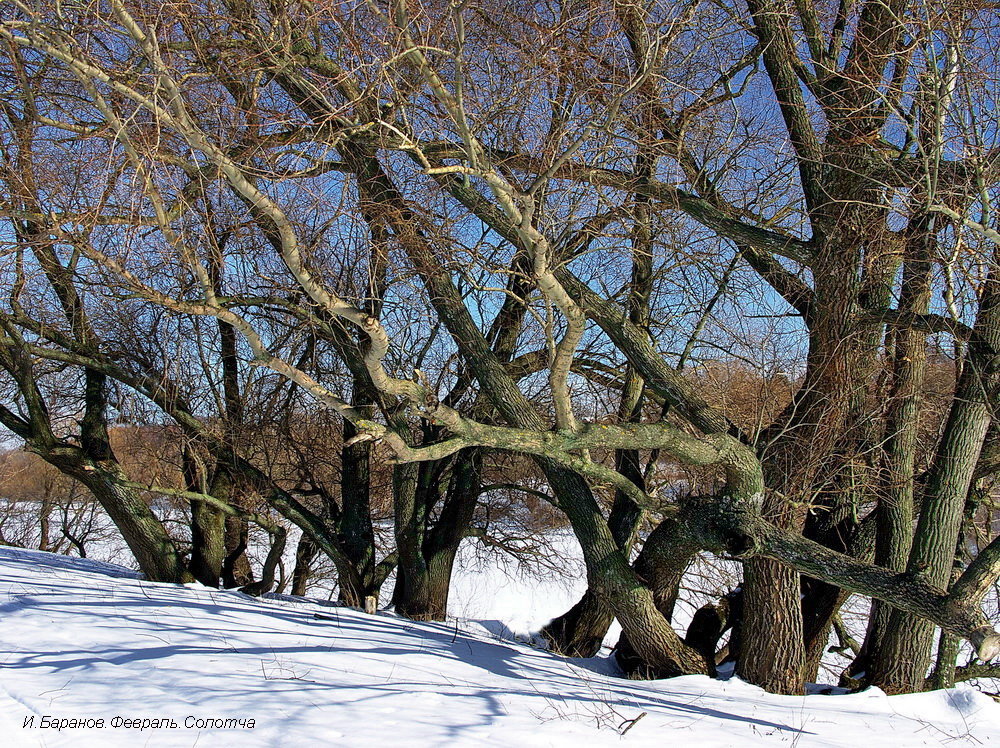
5 0 1000 697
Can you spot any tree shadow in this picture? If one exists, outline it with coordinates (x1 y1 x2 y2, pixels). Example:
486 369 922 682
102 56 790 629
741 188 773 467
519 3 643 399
0 548 818 740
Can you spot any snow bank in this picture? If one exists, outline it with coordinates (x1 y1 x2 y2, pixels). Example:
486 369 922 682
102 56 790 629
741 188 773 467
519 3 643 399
1 546 998 746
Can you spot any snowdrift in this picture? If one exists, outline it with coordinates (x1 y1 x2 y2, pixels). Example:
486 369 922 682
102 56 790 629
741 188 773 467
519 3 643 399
1 546 998 747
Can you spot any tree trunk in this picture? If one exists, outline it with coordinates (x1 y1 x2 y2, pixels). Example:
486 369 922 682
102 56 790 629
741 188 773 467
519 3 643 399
737 558 804 692
38 491 52 552
393 448 481 620
685 590 743 668
291 535 317 597
222 514 254 588
190 500 226 587
547 465 709 677
542 485 643 656
799 498 873 682
931 630 959 690
338 417 377 586
849 214 932 688
70 464 187 583
391 459 432 618
614 518 701 677
870 269 1000 692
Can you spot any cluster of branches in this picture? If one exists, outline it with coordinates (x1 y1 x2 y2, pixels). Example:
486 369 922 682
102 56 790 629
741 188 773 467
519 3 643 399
3 0 1000 696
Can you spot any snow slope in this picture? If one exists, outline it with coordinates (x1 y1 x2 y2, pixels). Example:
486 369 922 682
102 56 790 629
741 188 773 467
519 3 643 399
1 547 998 747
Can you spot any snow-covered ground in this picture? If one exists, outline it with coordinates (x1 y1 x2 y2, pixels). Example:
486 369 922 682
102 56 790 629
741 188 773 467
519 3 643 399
1 546 998 747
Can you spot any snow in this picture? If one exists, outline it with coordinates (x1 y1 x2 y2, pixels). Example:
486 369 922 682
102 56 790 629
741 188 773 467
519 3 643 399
1 546 999 746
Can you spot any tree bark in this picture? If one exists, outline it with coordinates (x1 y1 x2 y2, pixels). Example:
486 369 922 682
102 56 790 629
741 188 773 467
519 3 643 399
871 264 1000 693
